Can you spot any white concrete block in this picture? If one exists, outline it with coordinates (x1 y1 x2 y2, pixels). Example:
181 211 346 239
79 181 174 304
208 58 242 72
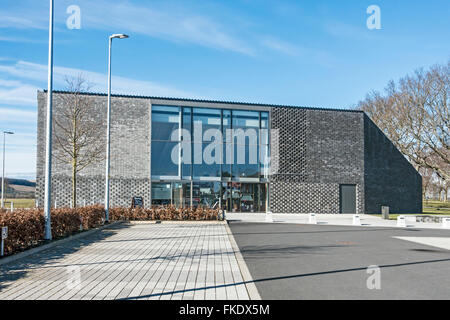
442 218 450 229
397 216 406 227
353 214 361 226
309 213 317 224
265 212 273 223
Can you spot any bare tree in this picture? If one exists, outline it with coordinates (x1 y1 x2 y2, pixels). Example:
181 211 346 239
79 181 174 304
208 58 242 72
358 60 449 183
53 75 104 207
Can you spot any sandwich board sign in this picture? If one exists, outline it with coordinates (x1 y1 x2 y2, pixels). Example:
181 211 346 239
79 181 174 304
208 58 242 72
132 196 144 208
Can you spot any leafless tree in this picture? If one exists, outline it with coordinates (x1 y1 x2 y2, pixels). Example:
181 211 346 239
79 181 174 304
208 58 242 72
53 75 104 207
358 60 449 185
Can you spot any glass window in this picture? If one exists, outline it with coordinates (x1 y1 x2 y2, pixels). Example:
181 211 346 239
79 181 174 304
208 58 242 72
152 182 190 208
222 143 232 178
193 143 221 178
192 182 221 209
151 183 172 205
222 110 231 142
232 110 260 129
261 112 269 128
233 145 259 178
152 105 180 141
182 107 192 136
151 141 179 177
193 108 221 139
260 144 270 179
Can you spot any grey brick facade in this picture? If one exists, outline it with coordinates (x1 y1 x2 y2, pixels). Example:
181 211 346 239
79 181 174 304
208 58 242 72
36 91 422 214
36 91 151 207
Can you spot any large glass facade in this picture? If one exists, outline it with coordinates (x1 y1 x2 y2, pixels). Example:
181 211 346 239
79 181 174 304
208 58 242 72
151 105 270 212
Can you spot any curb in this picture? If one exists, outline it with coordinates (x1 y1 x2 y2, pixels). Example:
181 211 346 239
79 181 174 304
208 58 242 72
126 220 226 225
225 222 262 300
0 221 122 266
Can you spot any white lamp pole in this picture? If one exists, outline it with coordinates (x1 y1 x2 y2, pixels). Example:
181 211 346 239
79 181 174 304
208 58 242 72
1 131 14 209
44 0 54 240
104 34 129 223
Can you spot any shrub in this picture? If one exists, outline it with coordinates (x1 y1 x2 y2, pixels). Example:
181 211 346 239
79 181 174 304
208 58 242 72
109 206 219 221
51 208 82 239
78 205 104 229
0 206 105 256
0 209 44 256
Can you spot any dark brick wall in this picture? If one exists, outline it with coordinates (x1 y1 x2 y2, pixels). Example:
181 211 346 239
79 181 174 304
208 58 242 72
363 115 422 214
269 107 365 213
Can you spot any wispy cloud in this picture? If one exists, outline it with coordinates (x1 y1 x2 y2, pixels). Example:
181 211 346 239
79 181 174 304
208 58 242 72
261 37 300 56
0 59 197 102
0 107 36 120
260 36 337 68
324 21 381 41
80 0 254 55
0 83 39 105
1 0 254 55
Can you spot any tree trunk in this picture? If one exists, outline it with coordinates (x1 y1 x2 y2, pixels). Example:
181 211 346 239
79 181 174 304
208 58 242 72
72 160 77 208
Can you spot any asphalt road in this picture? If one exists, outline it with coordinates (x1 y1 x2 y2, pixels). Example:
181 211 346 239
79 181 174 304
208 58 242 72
228 221 450 300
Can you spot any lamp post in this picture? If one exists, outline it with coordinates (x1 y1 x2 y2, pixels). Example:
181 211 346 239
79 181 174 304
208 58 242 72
1 131 14 209
44 0 54 240
104 34 129 223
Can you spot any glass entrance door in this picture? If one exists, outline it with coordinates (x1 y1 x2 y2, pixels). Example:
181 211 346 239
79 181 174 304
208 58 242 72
222 182 267 212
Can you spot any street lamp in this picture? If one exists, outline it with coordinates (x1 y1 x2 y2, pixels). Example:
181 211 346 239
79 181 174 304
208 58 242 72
1 131 14 209
44 0 54 240
104 33 129 223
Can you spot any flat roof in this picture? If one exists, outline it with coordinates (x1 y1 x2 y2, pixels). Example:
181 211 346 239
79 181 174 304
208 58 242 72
42 90 363 114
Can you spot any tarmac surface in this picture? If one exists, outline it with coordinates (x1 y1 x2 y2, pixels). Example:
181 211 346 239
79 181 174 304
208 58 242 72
228 221 450 299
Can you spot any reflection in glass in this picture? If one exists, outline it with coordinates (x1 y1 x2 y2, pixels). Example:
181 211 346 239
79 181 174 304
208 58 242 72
192 182 221 209
151 141 179 177
152 106 180 141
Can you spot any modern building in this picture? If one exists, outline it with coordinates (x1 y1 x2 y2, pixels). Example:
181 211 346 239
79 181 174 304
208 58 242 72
36 91 422 214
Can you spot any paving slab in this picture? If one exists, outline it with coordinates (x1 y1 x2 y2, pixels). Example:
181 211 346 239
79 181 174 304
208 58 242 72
0 222 252 300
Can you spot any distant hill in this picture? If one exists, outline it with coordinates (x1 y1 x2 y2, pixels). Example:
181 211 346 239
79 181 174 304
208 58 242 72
1 178 36 199
4 178 36 187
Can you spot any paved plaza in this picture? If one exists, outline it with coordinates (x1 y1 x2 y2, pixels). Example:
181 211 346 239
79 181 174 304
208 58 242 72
0 222 252 300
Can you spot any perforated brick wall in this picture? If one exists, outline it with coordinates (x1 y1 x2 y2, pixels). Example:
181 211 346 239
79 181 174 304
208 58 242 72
269 107 365 214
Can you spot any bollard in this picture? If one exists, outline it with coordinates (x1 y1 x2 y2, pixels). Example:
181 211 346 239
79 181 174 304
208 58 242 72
265 211 273 223
381 206 390 220
397 215 406 227
353 214 361 226
10 202 13 212
309 212 317 224
442 218 450 229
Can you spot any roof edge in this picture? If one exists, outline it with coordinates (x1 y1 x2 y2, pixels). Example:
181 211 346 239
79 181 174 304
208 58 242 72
39 90 363 113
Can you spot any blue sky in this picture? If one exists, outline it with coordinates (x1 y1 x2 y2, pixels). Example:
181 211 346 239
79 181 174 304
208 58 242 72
0 0 449 179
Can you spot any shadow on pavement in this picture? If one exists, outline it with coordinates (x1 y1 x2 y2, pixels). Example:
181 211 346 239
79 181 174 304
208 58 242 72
0 223 130 292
